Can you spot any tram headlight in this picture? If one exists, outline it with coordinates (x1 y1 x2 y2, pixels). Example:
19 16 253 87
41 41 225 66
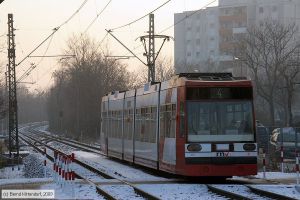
243 143 256 151
187 144 202 152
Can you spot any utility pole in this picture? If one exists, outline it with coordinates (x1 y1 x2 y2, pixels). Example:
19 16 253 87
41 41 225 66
107 14 172 83
7 14 19 157
139 14 171 82
148 13 155 82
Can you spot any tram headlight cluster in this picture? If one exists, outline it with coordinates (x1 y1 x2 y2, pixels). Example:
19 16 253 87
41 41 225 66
187 144 202 152
243 143 256 151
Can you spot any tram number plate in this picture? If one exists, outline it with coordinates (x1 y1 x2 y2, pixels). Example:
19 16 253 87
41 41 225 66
216 152 230 157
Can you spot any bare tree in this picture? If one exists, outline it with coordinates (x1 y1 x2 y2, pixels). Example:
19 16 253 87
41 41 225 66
129 55 175 89
242 21 300 126
47 34 130 141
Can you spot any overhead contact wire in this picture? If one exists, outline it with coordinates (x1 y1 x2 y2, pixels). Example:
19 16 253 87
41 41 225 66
158 0 217 33
110 0 172 31
84 0 112 33
16 0 89 67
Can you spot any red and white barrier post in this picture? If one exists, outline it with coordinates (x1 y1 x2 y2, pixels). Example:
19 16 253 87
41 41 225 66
59 154 63 187
62 156 66 188
53 151 57 181
71 153 75 197
66 156 70 188
55 152 59 183
281 145 284 173
263 149 266 179
43 147 47 178
296 151 299 185
64 156 67 188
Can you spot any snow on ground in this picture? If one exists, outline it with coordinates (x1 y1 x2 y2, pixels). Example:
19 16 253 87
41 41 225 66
101 185 144 200
137 184 226 200
255 172 297 180
74 151 167 181
0 153 52 179
251 184 300 199
23 153 52 178
0 178 52 186
0 165 24 179
74 150 99 159
48 141 78 154
39 181 105 200
211 184 272 200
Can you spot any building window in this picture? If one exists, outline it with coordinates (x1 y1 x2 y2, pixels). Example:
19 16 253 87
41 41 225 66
259 7 264 14
210 37 215 41
187 27 192 31
196 27 200 32
210 50 215 54
272 6 277 12
196 39 200 45
196 52 200 57
210 23 214 28
187 39 191 44
187 52 191 57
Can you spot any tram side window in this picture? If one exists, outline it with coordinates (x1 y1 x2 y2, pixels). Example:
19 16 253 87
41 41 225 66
160 105 165 138
117 110 122 139
150 106 157 143
109 111 113 138
160 104 176 138
166 104 172 138
145 107 151 142
179 101 185 138
129 109 134 140
123 110 127 139
171 104 176 138
140 107 146 142
113 110 116 138
135 108 141 141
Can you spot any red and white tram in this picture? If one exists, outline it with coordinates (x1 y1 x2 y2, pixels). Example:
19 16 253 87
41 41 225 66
100 73 257 177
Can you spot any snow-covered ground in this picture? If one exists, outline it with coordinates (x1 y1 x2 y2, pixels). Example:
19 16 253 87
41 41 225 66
39 181 104 200
3 124 299 199
251 184 300 199
211 184 272 200
255 172 297 180
137 184 226 200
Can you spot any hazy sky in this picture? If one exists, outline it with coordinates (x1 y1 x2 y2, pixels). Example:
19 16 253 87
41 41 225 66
0 0 218 91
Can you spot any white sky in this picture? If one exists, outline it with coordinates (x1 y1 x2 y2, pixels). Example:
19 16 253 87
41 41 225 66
0 0 218 91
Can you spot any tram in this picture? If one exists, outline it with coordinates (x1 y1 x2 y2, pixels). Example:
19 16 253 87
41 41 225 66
100 73 257 177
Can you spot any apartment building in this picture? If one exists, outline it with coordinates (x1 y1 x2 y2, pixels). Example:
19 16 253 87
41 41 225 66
174 0 300 75
174 6 219 73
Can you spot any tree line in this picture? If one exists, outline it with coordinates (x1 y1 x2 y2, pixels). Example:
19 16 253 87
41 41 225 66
240 21 300 127
46 34 175 141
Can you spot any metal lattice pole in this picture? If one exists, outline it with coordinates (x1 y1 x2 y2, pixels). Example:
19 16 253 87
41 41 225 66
148 13 155 82
7 13 19 158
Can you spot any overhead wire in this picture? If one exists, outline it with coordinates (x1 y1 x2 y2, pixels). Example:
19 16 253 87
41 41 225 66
17 34 54 82
122 0 217 58
84 0 112 33
96 32 109 52
158 0 217 34
16 0 89 67
110 0 172 31
58 0 89 27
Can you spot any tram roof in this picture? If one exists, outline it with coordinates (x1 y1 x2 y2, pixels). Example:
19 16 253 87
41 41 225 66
160 73 252 90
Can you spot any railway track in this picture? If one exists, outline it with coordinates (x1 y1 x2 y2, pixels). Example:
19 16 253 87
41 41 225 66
207 184 298 200
19 126 162 200
19 124 299 200
27 128 101 154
